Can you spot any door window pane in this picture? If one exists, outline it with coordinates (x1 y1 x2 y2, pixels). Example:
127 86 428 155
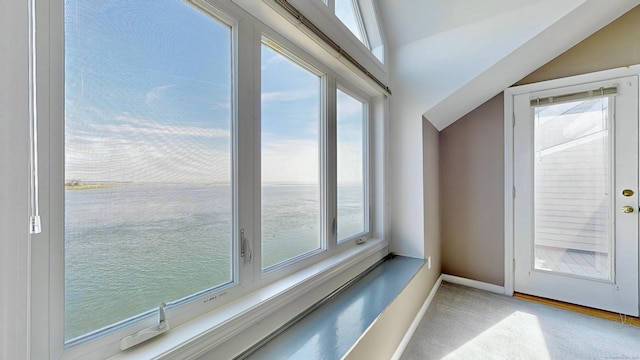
64 0 233 341
336 89 365 241
261 42 322 269
533 98 612 280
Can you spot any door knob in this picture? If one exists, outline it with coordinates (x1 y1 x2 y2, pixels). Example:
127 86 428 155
622 189 634 197
622 205 634 213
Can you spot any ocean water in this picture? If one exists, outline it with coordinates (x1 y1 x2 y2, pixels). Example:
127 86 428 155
64 183 363 341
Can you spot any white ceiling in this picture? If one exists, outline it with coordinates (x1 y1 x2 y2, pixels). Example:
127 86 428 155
376 0 640 130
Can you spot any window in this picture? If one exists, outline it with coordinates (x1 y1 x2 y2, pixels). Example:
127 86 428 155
336 88 366 241
30 0 383 358
64 0 233 342
335 0 368 47
260 40 323 269
321 0 384 63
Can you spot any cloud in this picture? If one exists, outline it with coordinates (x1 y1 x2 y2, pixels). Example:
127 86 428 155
65 111 361 185
66 131 231 183
337 141 364 184
144 84 175 105
337 92 364 118
111 114 230 138
261 89 318 103
65 113 231 183
261 51 286 71
261 138 319 184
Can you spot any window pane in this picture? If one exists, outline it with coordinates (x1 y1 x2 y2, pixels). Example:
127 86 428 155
64 0 233 341
533 98 612 280
261 43 321 269
335 0 366 46
337 89 365 240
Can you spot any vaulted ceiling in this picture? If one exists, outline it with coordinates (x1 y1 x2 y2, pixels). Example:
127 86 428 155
376 0 640 130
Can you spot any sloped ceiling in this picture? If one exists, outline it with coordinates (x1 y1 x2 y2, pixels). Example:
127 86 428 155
377 0 640 130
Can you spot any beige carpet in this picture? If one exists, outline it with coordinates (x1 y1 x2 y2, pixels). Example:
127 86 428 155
401 282 640 360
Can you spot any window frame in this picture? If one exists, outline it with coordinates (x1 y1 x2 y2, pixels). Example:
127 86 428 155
335 83 371 243
38 2 250 358
306 0 385 64
30 0 385 358
259 35 329 273
334 0 371 49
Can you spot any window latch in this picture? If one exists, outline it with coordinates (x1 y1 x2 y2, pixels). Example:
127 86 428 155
240 229 252 263
120 302 170 350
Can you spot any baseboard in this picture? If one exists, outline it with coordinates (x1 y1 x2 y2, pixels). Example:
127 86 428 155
390 274 443 360
441 274 505 294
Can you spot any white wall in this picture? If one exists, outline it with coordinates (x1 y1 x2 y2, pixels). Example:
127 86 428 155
388 57 426 258
0 1 31 359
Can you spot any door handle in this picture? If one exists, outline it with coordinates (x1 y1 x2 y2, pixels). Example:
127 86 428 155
621 205 634 213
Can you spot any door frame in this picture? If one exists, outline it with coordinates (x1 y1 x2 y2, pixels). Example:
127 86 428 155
504 65 640 305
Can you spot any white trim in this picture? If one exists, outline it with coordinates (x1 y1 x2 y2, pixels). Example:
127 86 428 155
504 90 515 297
390 274 443 360
441 274 506 295
506 65 640 97
106 239 388 359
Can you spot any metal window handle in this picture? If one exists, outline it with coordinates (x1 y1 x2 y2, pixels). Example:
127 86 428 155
120 302 169 350
621 205 634 213
240 229 251 263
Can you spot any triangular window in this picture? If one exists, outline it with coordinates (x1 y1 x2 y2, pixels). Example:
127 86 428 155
324 0 384 63
335 0 368 47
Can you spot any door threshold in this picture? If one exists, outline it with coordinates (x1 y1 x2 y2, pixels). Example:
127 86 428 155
514 292 640 327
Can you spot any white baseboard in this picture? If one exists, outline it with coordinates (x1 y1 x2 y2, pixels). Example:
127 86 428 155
389 274 505 360
390 274 443 360
441 274 505 294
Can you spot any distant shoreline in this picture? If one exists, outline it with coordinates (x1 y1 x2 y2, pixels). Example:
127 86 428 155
65 184 119 191
64 182 231 190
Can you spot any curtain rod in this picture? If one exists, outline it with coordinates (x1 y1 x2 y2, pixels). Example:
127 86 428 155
272 0 392 96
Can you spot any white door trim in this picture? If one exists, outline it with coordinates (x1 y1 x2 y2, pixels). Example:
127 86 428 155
504 64 640 298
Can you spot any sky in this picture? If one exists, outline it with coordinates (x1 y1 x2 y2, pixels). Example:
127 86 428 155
335 0 365 44
65 0 364 185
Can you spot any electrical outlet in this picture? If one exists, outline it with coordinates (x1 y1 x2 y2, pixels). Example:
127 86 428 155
427 256 432 269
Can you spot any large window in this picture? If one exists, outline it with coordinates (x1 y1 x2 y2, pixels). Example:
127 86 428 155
30 0 381 358
261 41 323 269
64 0 233 342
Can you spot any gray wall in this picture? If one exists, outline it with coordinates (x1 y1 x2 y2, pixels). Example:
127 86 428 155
517 5 640 86
439 5 640 286
440 95 504 285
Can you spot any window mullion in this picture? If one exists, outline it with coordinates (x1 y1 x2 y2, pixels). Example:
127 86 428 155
237 19 258 285
326 76 338 250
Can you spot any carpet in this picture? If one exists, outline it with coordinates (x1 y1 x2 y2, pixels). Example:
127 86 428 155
400 281 640 360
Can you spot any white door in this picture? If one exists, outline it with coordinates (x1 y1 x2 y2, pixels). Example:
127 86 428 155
514 76 639 316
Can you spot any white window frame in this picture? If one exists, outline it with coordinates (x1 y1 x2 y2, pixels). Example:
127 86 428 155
320 0 384 63
290 0 385 65
27 0 388 358
336 83 371 243
236 0 387 80
258 35 330 273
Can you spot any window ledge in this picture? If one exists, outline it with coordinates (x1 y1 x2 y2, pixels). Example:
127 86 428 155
107 239 388 360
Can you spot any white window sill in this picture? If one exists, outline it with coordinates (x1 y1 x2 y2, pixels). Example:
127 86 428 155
107 238 388 360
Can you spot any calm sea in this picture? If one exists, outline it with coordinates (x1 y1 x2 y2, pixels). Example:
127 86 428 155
65 183 363 340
